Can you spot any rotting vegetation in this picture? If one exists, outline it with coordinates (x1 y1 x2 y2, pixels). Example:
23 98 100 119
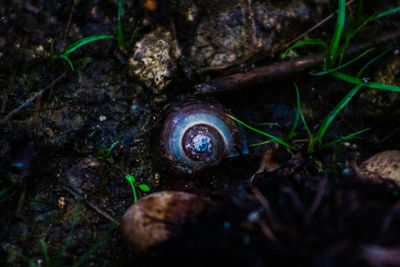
1 0 400 266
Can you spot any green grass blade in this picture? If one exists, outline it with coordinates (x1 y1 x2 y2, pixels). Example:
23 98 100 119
330 0 346 64
307 136 319 154
375 6 400 19
293 83 312 139
60 35 114 57
255 122 281 127
227 114 294 151
128 28 138 49
73 57 93 65
283 39 327 57
357 48 392 77
319 128 371 149
332 71 367 84
40 239 50 267
249 140 274 147
347 14 374 43
364 81 400 92
287 111 299 140
332 71 400 92
0 185 15 197
61 55 75 71
312 48 374 76
300 111 312 140
50 40 55 58
56 202 80 264
314 83 363 147
73 225 117 267
339 16 373 62
354 6 400 37
117 0 124 48
13 250 37 267
287 83 302 140
339 6 400 62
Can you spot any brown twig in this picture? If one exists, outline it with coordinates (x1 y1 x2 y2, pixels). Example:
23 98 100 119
370 124 400 144
282 0 357 50
33 92 42 136
196 31 400 93
306 176 328 220
282 187 305 214
16 185 27 215
64 0 81 42
1 71 15 113
380 200 400 233
62 185 120 226
0 73 66 123
251 187 281 230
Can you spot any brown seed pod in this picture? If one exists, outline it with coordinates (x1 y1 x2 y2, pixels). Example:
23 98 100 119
157 100 248 176
120 191 212 256
354 150 400 185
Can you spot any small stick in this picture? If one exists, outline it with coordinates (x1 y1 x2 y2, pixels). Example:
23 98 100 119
64 0 81 42
306 176 327 219
1 71 15 113
257 219 277 242
282 0 356 49
196 31 400 93
371 124 400 144
282 187 305 214
16 185 27 215
251 187 281 230
62 185 120 226
0 73 66 122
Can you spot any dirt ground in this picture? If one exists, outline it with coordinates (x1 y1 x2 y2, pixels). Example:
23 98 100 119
1 0 400 266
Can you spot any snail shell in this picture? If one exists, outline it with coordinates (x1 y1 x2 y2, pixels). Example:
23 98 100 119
120 191 212 256
354 150 400 185
158 100 248 176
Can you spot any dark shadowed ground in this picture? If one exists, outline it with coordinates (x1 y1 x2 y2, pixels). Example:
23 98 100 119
1 0 400 266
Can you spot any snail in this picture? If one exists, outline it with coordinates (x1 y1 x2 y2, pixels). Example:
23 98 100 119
120 191 213 256
157 100 248 176
354 150 400 186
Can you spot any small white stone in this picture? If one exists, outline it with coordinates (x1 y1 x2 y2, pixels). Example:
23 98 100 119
99 115 107 122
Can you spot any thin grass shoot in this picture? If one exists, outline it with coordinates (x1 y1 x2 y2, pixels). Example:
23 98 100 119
117 0 124 48
227 114 294 151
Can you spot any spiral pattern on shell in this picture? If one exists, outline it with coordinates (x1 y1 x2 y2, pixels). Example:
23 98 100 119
158 100 248 176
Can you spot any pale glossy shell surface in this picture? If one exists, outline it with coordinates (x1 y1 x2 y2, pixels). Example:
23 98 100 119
120 191 208 255
358 150 400 185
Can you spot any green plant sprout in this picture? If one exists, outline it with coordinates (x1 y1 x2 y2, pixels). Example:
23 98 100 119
117 0 124 49
0 185 15 197
97 141 120 161
230 48 396 153
235 2 400 154
116 0 137 51
52 35 114 71
125 174 150 203
227 114 294 151
284 0 400 76
228 82 370 154
228 48 392 154
293 83 370 153
51 0 139 70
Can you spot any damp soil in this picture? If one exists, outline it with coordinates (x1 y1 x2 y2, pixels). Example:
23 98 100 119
1 1 400 266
